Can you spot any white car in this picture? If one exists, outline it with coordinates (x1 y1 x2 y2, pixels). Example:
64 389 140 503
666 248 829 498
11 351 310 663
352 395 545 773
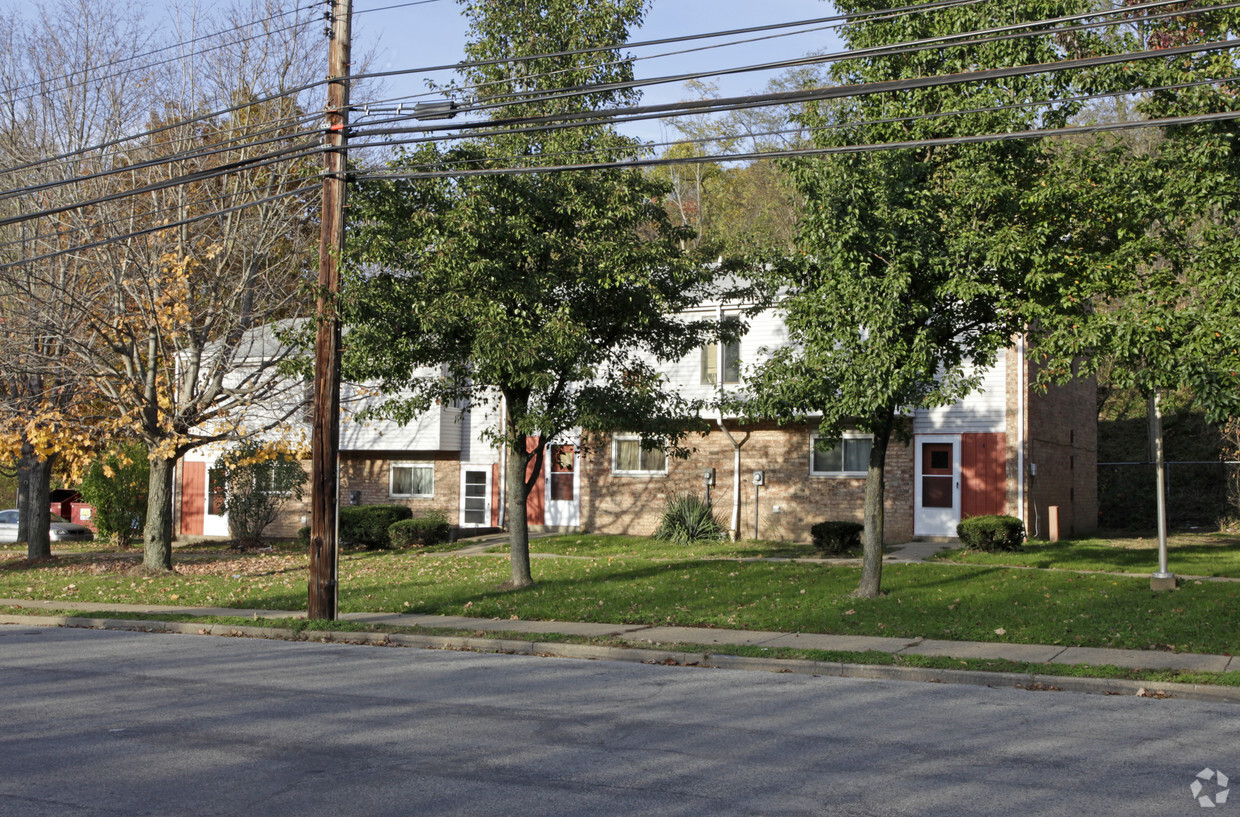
0 509 94 543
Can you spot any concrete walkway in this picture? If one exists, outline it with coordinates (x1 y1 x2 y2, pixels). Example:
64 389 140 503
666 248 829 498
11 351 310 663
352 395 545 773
1 596 1234 675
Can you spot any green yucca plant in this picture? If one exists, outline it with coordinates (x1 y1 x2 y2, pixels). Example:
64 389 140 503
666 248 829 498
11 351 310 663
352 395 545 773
653 493 727 545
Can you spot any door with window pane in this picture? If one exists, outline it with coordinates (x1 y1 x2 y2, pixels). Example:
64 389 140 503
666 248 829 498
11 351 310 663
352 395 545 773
544 444 580 527
915 436 961 536
204 465 228 535
460 468 491 528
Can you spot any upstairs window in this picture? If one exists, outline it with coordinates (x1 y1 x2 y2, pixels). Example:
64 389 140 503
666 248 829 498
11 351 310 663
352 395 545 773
701 317 741 385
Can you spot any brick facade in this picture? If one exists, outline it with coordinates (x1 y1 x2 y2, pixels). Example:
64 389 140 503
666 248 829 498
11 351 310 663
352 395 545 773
580 422 915 543
1006 346 1099 539
261 453 461 538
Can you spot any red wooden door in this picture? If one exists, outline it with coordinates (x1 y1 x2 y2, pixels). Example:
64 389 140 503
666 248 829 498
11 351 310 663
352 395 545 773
180 461 206 535
961 433 1007 519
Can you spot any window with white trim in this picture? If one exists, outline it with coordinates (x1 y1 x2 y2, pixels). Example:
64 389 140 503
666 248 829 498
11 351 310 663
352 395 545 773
390 462 435 497
701 316 741 385
612 436 668 475
810 434 872 476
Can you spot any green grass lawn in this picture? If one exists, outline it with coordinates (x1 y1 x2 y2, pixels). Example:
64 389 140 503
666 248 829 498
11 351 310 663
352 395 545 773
3 534 1239 655
514 533 823 560
937 531 1240 578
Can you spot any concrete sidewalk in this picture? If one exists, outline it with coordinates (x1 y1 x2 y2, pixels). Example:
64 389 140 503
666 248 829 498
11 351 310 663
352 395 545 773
1 596 1235 675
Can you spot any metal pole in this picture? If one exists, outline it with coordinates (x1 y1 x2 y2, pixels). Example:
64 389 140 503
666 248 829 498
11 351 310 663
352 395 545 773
309 0 351 620
1151 389 1174 587
753 481 760 541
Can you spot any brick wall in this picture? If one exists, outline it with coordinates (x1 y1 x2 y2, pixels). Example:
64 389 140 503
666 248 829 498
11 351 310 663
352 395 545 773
580 422 915 543
263 453 461 538
1007 346 1099 539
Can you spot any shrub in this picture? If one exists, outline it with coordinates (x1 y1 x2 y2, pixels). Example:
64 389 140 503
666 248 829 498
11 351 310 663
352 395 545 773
389 512 452 548
215 440 308 547
957 514 1025 552
79 441 149 548
810 521 864 555
296 526 311 547
339 504 413 549
653 493 727 544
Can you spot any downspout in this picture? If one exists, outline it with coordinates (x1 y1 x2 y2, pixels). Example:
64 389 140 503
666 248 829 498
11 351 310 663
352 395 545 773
714 304 742 539
716 413 742 540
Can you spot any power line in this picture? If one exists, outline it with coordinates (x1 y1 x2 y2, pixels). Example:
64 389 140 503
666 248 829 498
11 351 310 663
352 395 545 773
351 108 1240 182
346 74 1240 171
0 78 329 183
0 176 324 256
0 116 325 205
0 184 321 274
2 5 322 107
346 0 1197 118
421 0 1238 124
347 0 984 86
348 37 1240 145
0 142 325 231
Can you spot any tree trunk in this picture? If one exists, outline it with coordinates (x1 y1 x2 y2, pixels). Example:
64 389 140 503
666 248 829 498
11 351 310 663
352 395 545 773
855 424 892 598
143 455 176 571
17 440 53 560
504 441 535 589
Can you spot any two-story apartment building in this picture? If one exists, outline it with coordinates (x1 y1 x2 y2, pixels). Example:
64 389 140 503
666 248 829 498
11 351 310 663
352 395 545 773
174 302 1097 544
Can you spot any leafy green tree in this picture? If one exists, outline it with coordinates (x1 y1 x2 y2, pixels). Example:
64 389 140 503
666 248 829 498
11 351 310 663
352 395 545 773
78 441 149 548
343 0 719 589
215 440 308 547
1026 5 1240 425
750 1 1102 597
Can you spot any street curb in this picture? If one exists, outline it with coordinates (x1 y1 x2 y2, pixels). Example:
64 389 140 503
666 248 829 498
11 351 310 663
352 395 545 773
4 614 1238 704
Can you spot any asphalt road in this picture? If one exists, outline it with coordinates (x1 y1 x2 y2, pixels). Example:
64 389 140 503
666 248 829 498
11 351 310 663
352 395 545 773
2 625 1236 817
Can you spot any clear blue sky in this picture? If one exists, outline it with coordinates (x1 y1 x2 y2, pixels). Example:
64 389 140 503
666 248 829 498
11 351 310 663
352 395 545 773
357 0 844 141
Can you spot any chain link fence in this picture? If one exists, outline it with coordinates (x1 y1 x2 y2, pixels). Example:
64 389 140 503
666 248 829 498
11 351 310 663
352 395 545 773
1099 461 1240 530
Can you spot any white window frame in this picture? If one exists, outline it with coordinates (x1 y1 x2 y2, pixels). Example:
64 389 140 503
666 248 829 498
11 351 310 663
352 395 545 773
611 435 668 476
700 316 742 386
389 461 435 498
809 433 873 478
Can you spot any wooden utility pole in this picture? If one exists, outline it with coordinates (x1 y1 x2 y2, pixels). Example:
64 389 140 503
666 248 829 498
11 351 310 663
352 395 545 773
309 0 352 620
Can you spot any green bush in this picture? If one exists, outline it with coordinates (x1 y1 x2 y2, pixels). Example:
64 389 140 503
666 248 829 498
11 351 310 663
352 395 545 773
810 521 864 555
79 441 149 548
296 526 311 547
339 504 413 549
389 512 452 548
653 493 727 544
957 514 1025 552
215 441 308 547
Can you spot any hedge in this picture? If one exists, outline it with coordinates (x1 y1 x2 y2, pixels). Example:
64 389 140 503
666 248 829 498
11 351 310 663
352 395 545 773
389 513 452 548
957 514 1025 552
339 505 414 549
810 521 864 555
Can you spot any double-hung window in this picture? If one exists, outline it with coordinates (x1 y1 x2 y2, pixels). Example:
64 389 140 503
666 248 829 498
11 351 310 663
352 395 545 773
390 462 434 498
612 436 668 475
810 434 872 477
701 317 741 385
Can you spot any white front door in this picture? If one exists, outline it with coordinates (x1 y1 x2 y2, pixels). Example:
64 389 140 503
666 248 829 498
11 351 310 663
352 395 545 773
914 435 961 537
459 467 492 528
544 443 580 528
203 465 229 536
